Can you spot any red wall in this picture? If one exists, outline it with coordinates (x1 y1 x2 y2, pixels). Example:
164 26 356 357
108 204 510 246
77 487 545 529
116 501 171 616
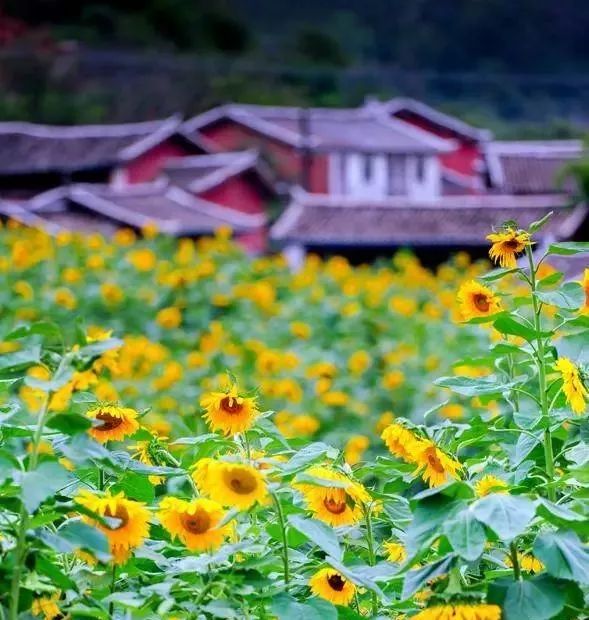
236 227 267 254
199 175 266 215
393 111 481 178
124 141 191 183
199 120 328 192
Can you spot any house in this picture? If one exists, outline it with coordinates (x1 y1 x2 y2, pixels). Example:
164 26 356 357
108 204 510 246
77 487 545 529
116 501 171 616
16 182 267 252
183 104 454 201
483 140 583 194
0 117 208 198
161 150 276 216
271 188 586 266
365 97 492 194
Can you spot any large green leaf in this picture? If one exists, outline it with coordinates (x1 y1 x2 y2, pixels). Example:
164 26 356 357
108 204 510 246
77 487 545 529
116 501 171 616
534 282 585 310
434 375 521 397
547 242 589 256
47 412 93 435
405 496 463 554
534 530 589 585
282 442 338 474
271 593 337 620
401 554 454 599
20 461 74 513
39 519 110 561
471 494 535 542
443 506 486 561
288 515 342 560
488 575 566 620
110 471 156 502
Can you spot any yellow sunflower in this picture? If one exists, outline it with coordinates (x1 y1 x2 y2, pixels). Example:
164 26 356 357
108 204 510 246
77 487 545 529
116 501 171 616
75 490 150 564
31 591 62 619
309 568 356 606
381 423 423 463
474 474 508 497
158 497 230 552
294 465 371 527
457 280 501 321
87 404 140 443
383 540 407 563
505 551 544 574
555 357 587 414
486 227 530 268
195 460 268 510
582 268 589 309
412 604 501 620
200 384 259 435
413 440 462 487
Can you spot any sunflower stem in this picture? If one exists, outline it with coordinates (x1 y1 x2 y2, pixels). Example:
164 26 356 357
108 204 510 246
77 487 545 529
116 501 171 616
9 393 52 620
509 541 521 581
364 508 378 616
525 246 556 502
108 564 117 615
271 492 290 587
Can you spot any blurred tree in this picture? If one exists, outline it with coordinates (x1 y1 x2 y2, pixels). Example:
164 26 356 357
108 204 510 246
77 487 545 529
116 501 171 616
294 27 348 67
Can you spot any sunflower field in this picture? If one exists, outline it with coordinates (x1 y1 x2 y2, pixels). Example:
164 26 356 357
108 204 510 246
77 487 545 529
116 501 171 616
0 217 588 620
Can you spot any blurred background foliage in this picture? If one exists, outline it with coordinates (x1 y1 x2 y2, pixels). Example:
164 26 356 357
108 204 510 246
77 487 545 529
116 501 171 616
1 0 589 138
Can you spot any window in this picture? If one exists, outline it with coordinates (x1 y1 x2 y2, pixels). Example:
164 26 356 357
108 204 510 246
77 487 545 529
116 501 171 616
363 154 373 181
415 155 425 182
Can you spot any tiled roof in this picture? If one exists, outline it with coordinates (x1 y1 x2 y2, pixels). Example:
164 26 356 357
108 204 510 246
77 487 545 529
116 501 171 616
27 183 266 236
369 97 493 142
0 117 203 175
184 104 454 154
485 141 584 194
162 150 275 195
271 190 582 246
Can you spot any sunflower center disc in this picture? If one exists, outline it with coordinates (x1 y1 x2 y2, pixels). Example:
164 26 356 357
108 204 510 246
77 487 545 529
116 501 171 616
327 574 346 591
220 397 243 415
323 497 347 514
104 505 130 530
473 293 490 312
228 472 257 494
425 448 445 473
181 510 211 534
95 411 123 431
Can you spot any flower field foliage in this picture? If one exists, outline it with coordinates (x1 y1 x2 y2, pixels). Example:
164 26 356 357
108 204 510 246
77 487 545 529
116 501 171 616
0 217 588 619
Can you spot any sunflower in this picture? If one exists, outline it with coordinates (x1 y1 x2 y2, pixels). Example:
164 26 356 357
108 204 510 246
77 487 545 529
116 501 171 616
195 460 268 510
457 280 501 321
555 357 587 414
309 568 356 606
505 551 543 574
31 591 62 619
75 490 150 564
294 465 371 527
87 404 140 443
582 268 589 309
412 604 501 620
200 384 259 435
474 474 508 497
383 540 407 563
486 227 530 268
381 423 423 463
413 440 462 488
158 497 230 552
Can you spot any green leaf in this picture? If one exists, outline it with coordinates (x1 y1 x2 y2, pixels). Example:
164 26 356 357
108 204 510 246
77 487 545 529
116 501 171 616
479 268 520 282
402 554 454 599
493 314 552 341
20 461 74 513
471 494 535 542
324 556 387 601
36 554 76 590
0 345 41 374
547 241 589 256
282 442 337 474
534 530 589 585
110 471 155 502
47 413 92 435
435 375 520 397
529 211 553 234
534 282 585 310
405 496 463 554
75 338 123 358
271 593 337 620
489 575 566 620
443 506 486 561
39 520 110 561
288 515 342 560
536 499 586 525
